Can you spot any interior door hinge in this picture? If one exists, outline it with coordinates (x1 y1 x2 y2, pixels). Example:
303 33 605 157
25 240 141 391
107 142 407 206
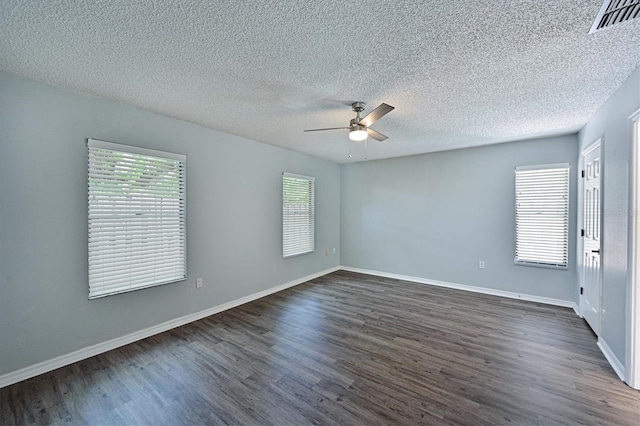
581 229 585 237
581 170 585 178
580 287 584 295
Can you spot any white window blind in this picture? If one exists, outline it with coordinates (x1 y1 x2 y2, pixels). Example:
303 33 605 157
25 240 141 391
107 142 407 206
283 172 315 258
515 164 569 268
87 139 186 299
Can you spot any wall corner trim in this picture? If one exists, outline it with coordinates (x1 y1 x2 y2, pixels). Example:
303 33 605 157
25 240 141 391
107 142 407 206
597 338 626 382
0 266 340 389
339 266 577 309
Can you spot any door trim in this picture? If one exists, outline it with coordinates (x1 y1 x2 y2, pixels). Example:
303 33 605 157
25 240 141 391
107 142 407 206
579 138 603 324
627 108 640 389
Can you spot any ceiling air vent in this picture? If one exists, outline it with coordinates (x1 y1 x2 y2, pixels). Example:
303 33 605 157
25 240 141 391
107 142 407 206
589 0 640 33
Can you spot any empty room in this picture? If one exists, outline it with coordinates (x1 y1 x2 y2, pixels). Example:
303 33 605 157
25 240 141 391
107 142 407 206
1 1 640 424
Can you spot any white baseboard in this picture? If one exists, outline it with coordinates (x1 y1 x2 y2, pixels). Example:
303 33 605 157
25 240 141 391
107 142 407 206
340 266 578 309
598 338 626 381
0 266 339 389
572 304 581 317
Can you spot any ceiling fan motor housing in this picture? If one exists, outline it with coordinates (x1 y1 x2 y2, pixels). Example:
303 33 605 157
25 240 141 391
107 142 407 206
350 118 367 131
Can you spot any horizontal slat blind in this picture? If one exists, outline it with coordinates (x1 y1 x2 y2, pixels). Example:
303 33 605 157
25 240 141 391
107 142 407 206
88 139 186 298
283 172 315 258
515 164 569 268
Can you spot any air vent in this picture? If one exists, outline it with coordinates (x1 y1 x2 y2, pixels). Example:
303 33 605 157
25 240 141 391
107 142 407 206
589 0 640 33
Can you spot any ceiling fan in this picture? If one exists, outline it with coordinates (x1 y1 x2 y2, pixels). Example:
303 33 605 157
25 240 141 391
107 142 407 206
304 101 394 142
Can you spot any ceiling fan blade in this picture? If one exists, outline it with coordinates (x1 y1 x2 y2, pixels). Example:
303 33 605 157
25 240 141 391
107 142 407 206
367 128 388 141
303 127 350 132
359 103 394 127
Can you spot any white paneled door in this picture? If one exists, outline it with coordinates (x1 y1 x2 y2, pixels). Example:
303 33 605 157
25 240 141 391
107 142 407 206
628 112 640 389
581 140 602 335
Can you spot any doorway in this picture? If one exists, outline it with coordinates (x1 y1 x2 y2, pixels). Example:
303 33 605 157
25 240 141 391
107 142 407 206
580 139 602 335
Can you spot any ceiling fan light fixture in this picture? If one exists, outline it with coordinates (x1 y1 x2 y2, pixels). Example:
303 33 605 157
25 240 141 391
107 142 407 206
349 127 368 142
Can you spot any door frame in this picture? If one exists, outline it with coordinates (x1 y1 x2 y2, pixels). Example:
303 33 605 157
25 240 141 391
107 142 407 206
626 108 640 389
579 138 603 325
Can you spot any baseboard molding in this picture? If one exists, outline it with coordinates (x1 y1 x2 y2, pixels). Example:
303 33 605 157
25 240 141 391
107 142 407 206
340 266 577 309
0 266 339 389
572 304 581 317
598 338 626 381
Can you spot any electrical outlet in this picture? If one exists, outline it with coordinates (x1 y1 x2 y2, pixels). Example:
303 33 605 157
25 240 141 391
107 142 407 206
196 278 203 288
333 248 336 254
479 261 485 269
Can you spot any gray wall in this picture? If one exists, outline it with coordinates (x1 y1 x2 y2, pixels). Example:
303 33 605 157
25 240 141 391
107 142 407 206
0 71 341 376
341 135 579 302
578 66 640 365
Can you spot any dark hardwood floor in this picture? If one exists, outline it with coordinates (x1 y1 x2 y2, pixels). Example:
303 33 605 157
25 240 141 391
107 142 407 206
2 270 639 425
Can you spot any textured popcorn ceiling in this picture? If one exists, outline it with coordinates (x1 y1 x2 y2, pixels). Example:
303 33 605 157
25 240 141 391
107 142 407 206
1 1 639 163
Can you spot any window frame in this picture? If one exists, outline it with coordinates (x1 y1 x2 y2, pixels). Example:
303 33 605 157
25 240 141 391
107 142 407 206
514 163 570 269
87 139 187 299
282 172 315 258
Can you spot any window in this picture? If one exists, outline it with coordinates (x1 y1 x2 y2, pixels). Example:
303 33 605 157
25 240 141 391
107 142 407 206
515 164 569 268
282 172 315 258
87 139 186 298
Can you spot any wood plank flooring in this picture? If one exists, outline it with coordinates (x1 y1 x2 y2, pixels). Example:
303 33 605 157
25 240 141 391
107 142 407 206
2 270 639 425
